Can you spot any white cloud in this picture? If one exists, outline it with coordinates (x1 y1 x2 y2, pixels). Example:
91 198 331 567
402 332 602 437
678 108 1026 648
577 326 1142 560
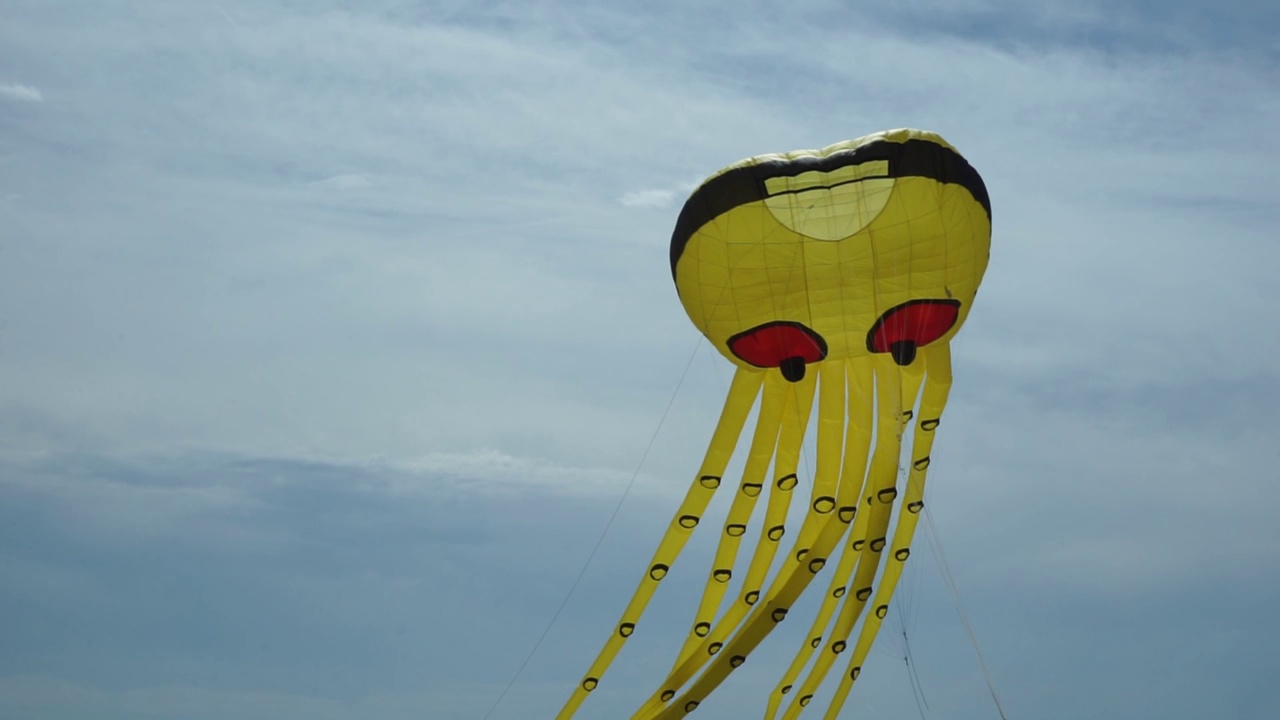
0 82 42 101
619 188 676 208
619 178 704 208
398 448 640 496
307 173 371 190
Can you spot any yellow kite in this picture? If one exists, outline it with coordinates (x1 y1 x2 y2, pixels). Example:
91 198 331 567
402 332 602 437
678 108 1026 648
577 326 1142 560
559 128 991 719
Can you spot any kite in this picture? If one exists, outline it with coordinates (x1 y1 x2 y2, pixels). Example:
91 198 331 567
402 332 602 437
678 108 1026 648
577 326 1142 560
557 128 991 719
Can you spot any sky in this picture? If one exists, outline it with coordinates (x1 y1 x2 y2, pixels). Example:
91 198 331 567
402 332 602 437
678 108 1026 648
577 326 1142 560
1 0 1278 718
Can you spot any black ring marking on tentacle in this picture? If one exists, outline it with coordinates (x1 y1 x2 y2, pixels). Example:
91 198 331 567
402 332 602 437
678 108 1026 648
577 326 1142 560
878 487 898 503
684 700 699 713
813 496 836 513
810 636 822 648
767 525 785 541
875 604 889 619
771 608 789 622
776 473 798 490
678 515 700 529
870 537 886 552
832 586 846 598
781 684 793 695
794 547 809 561
694 622 711 637
807 557 827 573
729 655 746 668
661 690 675 702
699 475 721 489
726 523 747 536
856 587 872 601
742 482 763 497
583 677 598 691
850 666 862 680
907 500 924 514
708 642 723 655
744 590 760 605
619 622 635 637
895 548 911 561
650 564 669 580
921 418 940 431
713 568 732 583
837 505 856 523
799 694 813 707
832 640 847 654
913 456 931 471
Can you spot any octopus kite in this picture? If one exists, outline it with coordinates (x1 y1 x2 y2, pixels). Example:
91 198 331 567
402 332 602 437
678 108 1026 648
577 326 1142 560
557 128 991 719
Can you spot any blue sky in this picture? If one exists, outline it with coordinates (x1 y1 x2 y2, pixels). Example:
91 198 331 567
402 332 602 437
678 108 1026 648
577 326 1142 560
2 1 1278 718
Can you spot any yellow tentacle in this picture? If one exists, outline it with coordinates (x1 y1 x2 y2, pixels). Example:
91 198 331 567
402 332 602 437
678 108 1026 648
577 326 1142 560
673 371 793 660
778 355 922 718
634 370 814 717
764 358 874 718
823 344 952 719
555 368 764 720
648 356 919 720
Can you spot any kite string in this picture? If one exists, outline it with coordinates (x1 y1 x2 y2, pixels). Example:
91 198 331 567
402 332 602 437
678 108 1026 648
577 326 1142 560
923 506 1009 720
904 640 929 720
479 336 704 720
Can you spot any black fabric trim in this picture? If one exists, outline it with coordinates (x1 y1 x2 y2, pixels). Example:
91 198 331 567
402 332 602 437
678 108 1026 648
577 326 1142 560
670 138 990 278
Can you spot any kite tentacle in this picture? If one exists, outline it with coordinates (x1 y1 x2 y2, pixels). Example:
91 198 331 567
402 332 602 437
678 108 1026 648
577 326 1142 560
555 368 764 720
778 356 920 718
646 359 910 720
823 344 952 719
764 358 873 717
634 370 812 717
672 371 792 658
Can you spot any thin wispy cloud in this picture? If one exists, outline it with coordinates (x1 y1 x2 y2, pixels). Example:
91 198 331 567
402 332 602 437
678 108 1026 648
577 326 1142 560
619 188 677 208
0 82 42 101
619 177 704 209
307 173 371 190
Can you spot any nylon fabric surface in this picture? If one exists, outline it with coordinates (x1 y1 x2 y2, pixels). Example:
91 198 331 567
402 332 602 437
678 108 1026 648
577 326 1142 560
557 128 991 718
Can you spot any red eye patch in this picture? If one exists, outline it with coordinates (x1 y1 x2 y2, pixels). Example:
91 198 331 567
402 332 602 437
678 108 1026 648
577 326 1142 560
866 299 960 366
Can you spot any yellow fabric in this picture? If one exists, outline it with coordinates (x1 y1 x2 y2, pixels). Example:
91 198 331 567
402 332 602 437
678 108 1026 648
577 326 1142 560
644 359 901 720
674 128 989 368
635 371 818 718
673 370 795 665
764 357 873 718
824 344 953 719
693 372 816 649
557 128 990 718
555 369 763 720
777 357 923 719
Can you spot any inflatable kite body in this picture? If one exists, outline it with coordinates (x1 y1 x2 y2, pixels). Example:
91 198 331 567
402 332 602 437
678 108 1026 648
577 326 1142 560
558 128 991 719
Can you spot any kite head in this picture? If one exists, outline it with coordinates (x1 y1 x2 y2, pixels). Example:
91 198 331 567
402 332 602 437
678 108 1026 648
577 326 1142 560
669 128 991 380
